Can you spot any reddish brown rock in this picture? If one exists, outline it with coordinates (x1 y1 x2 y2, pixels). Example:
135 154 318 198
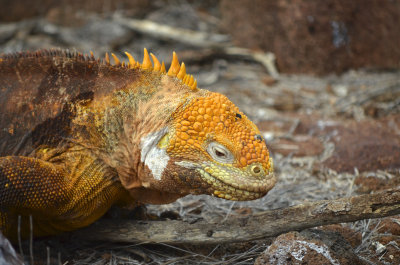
321 224 362 248
259 112 400 171
355 174 400 194
364 233 400 265
255 229 364 265
322 119 400 173
0 0 153 24
280 113 400 173
220 0 400 75
376 216 400 235
262 76 278 86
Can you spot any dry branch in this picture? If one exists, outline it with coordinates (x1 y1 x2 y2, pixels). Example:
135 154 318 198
72 188 400 245
112 15 279 77
113 15 229 48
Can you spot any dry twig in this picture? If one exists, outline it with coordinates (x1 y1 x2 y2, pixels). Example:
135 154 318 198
72 188 400 245
112 15 229 48
113 15 279 77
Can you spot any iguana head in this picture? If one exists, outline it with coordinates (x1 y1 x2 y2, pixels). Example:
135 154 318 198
131 49 276 202
164 91 276 201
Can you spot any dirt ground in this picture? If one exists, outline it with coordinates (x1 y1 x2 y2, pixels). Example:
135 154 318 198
1 1 399 264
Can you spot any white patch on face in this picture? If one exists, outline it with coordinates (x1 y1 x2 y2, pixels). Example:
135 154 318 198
140 127 169 181
175 161 197 169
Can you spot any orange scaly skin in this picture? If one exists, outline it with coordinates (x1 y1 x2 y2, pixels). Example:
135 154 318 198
0 49 276 241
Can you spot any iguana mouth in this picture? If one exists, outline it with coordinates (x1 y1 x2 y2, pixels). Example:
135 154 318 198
197 168 275 201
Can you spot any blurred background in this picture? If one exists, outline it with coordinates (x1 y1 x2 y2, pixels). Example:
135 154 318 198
1 0 399 74
1 0 400 264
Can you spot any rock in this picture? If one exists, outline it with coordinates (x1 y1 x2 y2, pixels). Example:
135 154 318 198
371 235 400 265
255 229 364 265
258 112 400 171
322 118 400 173
321 224 362 248
220 0 400 75
0 23 18 44
355 174 400 194
0 0 153 23
262 76 278 86
376 216 400 235
59 18 133 54
259 112 400 172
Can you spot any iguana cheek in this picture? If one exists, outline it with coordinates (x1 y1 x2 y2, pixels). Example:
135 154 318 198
140 127 170 181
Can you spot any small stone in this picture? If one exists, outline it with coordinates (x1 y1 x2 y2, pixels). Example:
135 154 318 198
372 241 386 255
332 84 348 97
255 229 364 265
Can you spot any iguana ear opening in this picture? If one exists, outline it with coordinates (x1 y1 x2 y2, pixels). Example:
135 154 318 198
157 132 170 149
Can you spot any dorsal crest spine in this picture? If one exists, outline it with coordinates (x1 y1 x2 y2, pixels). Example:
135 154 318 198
116 48 197 91
0 48 197 91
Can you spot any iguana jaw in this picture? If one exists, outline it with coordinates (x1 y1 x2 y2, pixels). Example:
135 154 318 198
198 167 275 201
175 160 276 201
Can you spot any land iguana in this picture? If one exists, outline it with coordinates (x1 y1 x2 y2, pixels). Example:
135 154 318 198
0 49 276 240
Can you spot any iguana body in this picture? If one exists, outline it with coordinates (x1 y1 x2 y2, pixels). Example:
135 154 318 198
0 49 276 240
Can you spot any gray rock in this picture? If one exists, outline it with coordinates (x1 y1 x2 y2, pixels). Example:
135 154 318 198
255 229 365 265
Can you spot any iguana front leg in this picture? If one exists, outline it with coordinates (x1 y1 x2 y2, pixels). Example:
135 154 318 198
0 156 130 240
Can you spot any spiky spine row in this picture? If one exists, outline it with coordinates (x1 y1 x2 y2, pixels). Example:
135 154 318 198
119 49 198 91
0 48 198 91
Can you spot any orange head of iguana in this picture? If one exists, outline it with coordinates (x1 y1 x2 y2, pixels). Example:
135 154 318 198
167 92 275 200
127 50 276 202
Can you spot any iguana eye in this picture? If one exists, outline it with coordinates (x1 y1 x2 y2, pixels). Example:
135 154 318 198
207 142 234 164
